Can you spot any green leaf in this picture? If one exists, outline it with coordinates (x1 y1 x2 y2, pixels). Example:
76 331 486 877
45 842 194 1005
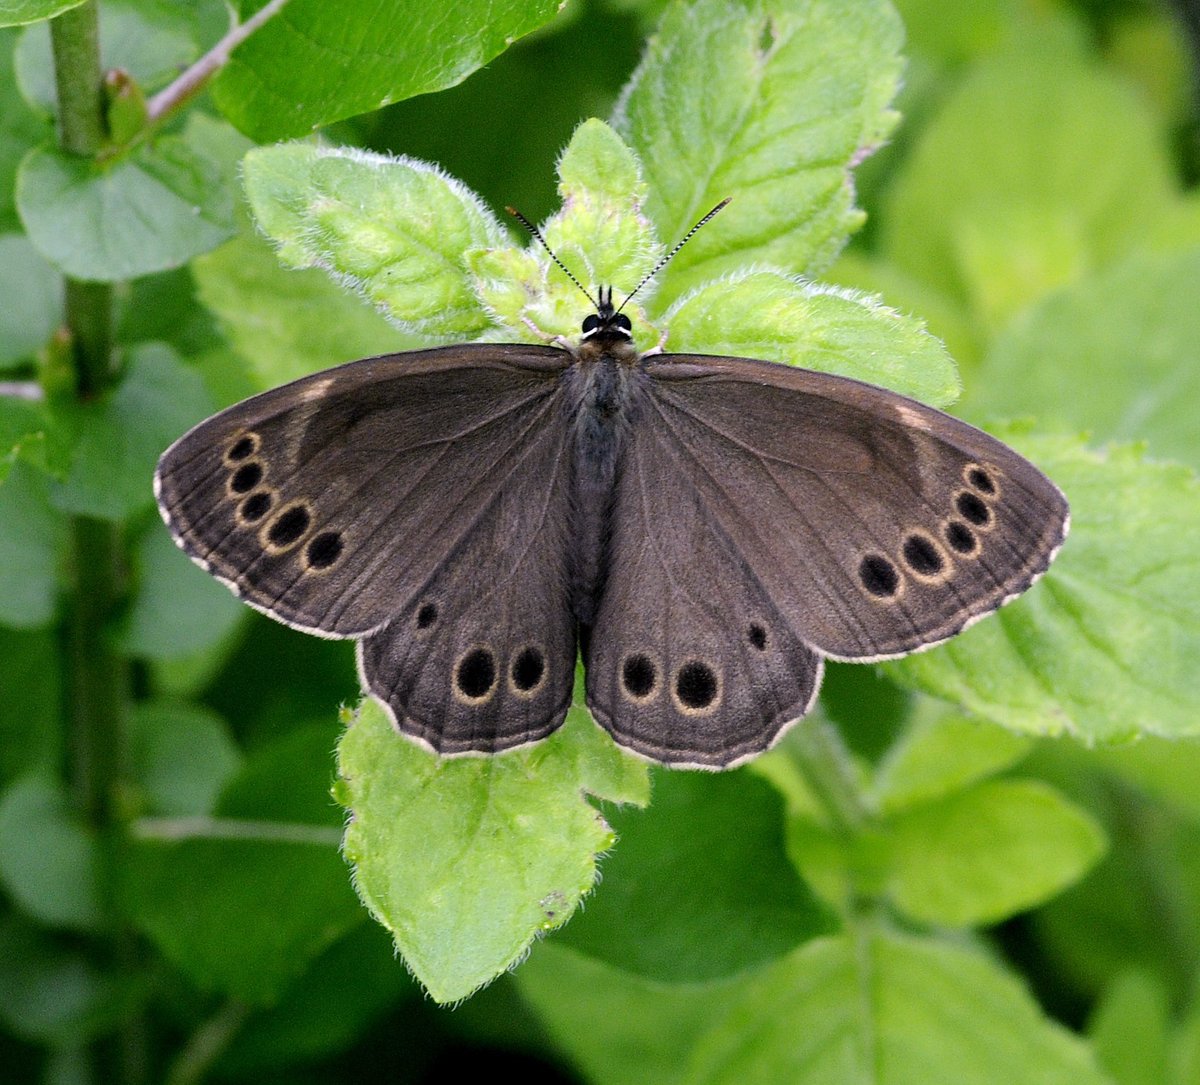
242 142 506 339
336 696 649 1003
614 0 903 304
0 775 101 931
127 724 362 1004
0 917 118 1045
558 768 836 982
971 248 1200 470
0 232 58 367
888 434 1200 742
0 28 49 231
14 0 205 115
869 699 1033 813
0 390 49 484
17 117 241 281
212 0 561 141
885 778 1106 926
128 701 242 817
664 270 960 406
882 48 1176 329
1088 969 1171 1085
0 0 85 27
49 343 214 521
687 930 1110 1084
0 459 67 628
118 519 245 659
0 627 59 785
192 227 407 389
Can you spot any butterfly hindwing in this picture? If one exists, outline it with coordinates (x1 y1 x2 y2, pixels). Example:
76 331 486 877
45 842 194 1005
156 344 580 752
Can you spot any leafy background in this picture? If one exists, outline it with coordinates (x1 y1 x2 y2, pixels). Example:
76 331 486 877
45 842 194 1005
1 0 1199 1083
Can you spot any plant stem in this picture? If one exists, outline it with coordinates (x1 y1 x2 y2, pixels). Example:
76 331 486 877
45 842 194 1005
164 1001 252 1085
788 715 872 838
51 6 141 1084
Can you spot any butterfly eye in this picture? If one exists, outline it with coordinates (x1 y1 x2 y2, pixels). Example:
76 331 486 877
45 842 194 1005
859 554 901 598
901 533 946 578
964 464 998 495
621 654 657 700
747 623 768 651
613 313 632 332
581 314 601 334
228 461 264 494
955 491 992 527
673 660 721 714
415 602 438 630
454 646 497 702
510 646 547 695
944 520 979 555
304 531 344 570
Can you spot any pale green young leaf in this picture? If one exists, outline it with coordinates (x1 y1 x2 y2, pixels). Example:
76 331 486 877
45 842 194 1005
0 233 58 367
128 701 243 817
0 392 49 484
885 778 1106 926
0 775 101 931
888 434 1200 742
1088 970 1171 1085
212 0 561 141
882 49 1176 329
242 143 506 339
665 270 960 406
869 698 1033 813
688 930 1110 1084
0 28 49 230
0 459 66 628
16 117 240 281
614 0 903 305
971 248 1200 470
192 228 407 389
49 343 214 520
0 0 84 27
118 521 245 659
127 725 362 1004
336 697 649 1003
557 768 835 982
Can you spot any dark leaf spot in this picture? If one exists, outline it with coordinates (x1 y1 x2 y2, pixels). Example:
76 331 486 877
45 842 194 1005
903 534 944 576
622 654 656 698
230 461 263 493
228 434 256 461
945 520 977 554
676 661 718 710
456 648 495 699
956 491 991 526
511 647 545 692
416 603 438 630
748 623 768 650
859 554 900 597
267 505 310 547
240 491 272 523
306 531 343 569
968 467 996 494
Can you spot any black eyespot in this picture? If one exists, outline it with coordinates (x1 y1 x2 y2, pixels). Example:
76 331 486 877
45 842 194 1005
967 467 996 494
945 520 977 554
622 654 656 698
902 534 945 576
675 661 719 710
416 603 438 629
956 491 991 526
859 554 900 597
613 313 632 331
239 491 272 523
511 647 545 692
267 505 311 547
748 623 768 650
456 648 496 700
227 434 257 461
305 531 344 569
582 314 601 334
230 461 263 493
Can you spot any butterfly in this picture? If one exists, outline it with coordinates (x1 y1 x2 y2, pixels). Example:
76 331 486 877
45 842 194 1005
156 209 1069 769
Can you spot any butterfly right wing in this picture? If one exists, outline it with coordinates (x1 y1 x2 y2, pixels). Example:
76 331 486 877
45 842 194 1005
156 344 579 754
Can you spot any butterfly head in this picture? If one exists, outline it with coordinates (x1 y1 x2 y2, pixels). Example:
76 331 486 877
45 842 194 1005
581 286 634 343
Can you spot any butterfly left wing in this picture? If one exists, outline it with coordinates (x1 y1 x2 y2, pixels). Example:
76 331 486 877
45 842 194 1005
156 344 579 754
584 354 1068 767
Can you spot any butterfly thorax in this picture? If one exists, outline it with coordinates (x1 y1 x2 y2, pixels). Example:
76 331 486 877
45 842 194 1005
563 289 645 628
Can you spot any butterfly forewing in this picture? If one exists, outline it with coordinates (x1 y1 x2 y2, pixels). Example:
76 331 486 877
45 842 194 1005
637 355 1070 662
156 344 580 752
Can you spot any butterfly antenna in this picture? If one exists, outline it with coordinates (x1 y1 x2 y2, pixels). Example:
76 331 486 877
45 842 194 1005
506 206 601 311
616 197 731 314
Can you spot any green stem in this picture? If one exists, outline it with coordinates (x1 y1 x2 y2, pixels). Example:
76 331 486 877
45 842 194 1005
788 715 872 838
164 1001 252 1085
51 6 141 1084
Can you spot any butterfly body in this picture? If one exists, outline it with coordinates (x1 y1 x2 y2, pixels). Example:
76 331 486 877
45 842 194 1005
157 293 1068 768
